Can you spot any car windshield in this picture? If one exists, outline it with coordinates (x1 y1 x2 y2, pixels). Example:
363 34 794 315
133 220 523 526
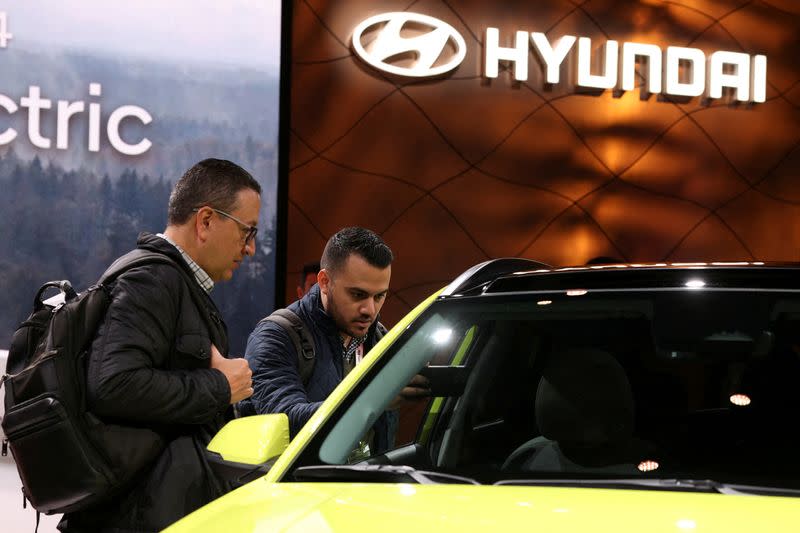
299 284 800 493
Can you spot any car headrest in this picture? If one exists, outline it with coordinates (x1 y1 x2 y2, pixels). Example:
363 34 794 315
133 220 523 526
536 347 634 447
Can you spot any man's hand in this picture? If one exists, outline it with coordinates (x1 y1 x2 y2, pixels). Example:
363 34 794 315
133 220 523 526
388 374 431 410
210 344 253 404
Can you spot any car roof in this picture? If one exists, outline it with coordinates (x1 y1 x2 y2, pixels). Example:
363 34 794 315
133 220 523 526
441 259 800 297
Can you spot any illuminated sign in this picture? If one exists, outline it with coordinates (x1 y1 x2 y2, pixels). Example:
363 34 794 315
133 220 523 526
352 12 466 77
0 83 152 155
352 12 767 103
0 11 152 156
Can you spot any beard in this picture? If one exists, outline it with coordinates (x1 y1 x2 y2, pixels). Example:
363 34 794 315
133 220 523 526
327 290 372 339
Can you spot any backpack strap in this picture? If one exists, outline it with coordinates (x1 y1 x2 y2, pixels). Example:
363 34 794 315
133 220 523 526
99 249 178 284
33 281 78 311
30 251 179 312
99 249 209 321
99 249 227 351
259 309 316 387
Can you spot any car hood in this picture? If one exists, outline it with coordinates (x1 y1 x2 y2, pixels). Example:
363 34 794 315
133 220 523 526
166 480 800 532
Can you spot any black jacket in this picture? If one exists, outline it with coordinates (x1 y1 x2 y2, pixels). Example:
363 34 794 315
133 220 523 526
60 233 232 533
245 284 395 447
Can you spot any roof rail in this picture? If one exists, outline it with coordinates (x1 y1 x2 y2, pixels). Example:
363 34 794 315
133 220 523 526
441 258 550 297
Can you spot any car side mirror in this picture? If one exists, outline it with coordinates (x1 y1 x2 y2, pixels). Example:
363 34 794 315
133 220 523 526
206 414 290 485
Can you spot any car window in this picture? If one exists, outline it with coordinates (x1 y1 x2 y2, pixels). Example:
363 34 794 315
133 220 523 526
318 311 455 464
304 288 800 491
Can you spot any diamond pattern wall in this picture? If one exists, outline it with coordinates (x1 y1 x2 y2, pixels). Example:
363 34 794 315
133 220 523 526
287 0 800 325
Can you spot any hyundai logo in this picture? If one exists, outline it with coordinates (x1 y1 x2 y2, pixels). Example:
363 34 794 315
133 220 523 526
351 12 467 78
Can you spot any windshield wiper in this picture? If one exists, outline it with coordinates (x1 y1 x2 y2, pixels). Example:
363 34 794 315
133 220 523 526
293 464 480 485
495 478 800 497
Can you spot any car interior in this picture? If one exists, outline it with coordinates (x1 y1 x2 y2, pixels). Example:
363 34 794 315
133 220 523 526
334 290 800 491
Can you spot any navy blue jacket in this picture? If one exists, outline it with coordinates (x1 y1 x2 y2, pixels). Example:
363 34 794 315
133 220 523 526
245 284 393 442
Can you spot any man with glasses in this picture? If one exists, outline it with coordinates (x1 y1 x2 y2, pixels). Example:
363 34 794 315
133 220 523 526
193 206 258 249
59 159 259 533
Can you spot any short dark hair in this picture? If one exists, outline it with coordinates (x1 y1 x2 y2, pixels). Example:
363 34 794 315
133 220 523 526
167 158 261 225
321 227 393 274
300 261 320 285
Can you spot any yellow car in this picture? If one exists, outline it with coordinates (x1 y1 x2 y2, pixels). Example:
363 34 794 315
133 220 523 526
167 259 800 532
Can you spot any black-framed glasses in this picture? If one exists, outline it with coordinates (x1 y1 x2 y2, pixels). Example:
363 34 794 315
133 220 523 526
194 207 258 244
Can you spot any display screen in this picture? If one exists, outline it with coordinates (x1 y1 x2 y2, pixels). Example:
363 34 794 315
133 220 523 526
0 1 283 354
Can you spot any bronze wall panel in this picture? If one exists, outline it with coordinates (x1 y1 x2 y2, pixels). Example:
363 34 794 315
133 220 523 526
287 0 800 325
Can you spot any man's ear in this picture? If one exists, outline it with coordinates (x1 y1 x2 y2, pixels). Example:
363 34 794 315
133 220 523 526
318 269 331 295
195 206 214 242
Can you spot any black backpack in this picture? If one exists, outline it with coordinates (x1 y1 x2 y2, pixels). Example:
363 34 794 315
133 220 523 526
233 308 316 420
1 250 179 515
235 309 316 419
235 309 387 418
255 308 387 385
260 309 317 386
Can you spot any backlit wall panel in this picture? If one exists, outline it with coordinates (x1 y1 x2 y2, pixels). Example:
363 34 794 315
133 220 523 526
287 0 800 324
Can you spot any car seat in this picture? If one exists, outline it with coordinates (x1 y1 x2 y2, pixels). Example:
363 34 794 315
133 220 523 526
502 347 657 474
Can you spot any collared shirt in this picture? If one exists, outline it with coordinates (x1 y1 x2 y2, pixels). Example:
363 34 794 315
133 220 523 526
342 334 366 377
156 232 214 293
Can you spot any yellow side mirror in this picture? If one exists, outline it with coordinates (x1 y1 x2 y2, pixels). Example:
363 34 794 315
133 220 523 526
208 414 290 466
